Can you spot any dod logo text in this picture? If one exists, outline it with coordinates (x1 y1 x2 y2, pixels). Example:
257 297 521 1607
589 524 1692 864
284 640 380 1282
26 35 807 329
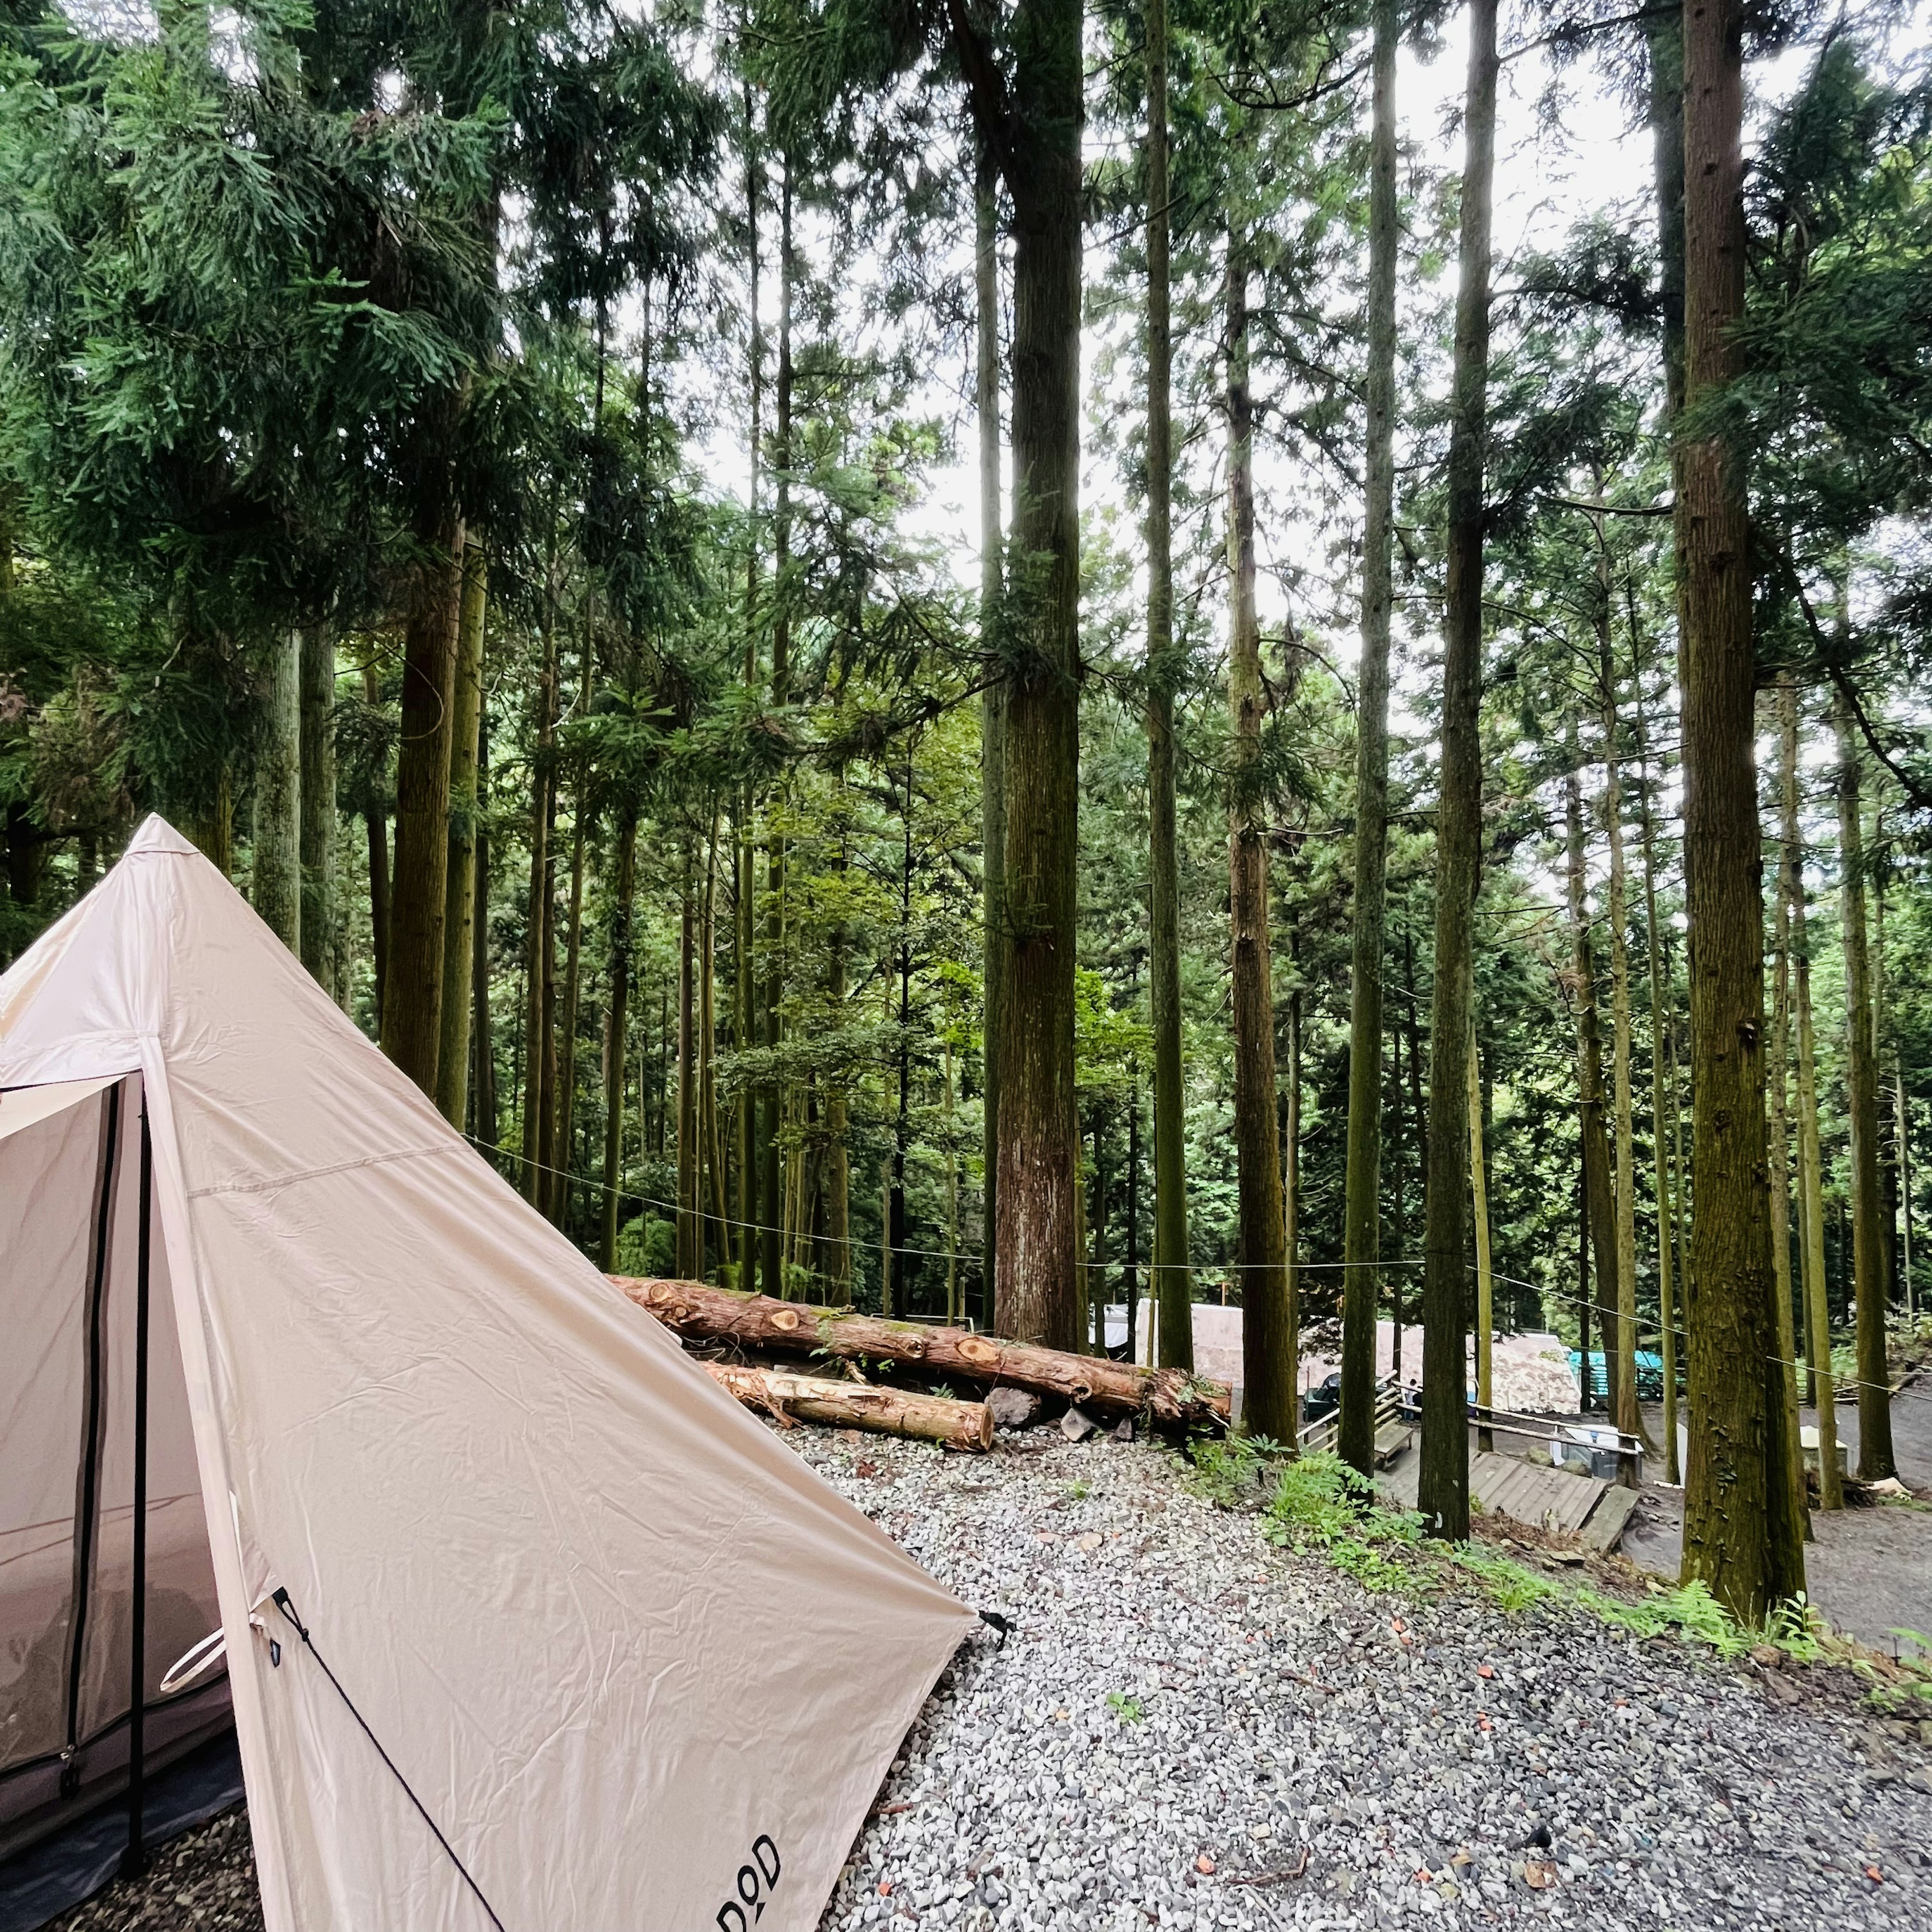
714 1834 781 1928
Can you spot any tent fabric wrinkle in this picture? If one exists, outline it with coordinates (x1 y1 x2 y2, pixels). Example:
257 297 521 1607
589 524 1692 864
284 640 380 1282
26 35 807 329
1 815 975 1931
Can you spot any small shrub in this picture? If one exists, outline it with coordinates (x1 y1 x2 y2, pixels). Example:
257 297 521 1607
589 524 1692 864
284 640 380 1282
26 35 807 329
1260 1451 1423 1592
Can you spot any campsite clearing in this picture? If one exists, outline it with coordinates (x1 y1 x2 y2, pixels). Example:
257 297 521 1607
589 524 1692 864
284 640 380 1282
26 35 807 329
52 1428 1932 1932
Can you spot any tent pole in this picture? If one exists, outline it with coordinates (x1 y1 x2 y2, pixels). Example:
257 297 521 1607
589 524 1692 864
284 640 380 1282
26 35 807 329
119 1093 152 1880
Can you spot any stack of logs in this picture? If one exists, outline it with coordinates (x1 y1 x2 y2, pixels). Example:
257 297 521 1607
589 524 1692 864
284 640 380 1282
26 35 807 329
610 1276 1233 1454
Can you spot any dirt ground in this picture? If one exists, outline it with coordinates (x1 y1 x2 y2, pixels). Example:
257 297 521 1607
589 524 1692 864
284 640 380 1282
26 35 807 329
1620 1376 1932 1650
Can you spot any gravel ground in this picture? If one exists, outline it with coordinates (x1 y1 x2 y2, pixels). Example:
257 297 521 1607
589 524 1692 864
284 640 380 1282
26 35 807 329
45 1429 1932 1932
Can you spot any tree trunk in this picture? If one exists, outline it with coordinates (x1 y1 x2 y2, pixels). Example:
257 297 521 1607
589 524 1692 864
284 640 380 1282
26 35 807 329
823 785 852 1304
703 813 730 1274
1636 696 1682 1482
600 809 638 1271
1417 0 1495 1543
740 123 763 1298
701 1362 996 1452
1340 0 1400 1482
1224 230 1293 1442
362 662 391 1033
187 760 234 880
254 629 302 953
1767 686 1810 1535
1469 1018 1493 1451
553 792 588 1230
1666 998 1687 1445
1578 1162 1594 1412
298 627 339 997
1833 688 1896 1480
471 714 498 1150
1787 695 1840 1503
1646 11 1687 423
1677 0 1807 1616
520 599 560 1204
889 754 913 1316
623 1276 1231 1426
1898 1066 1915 1319
1124 1064 1141 1356
1598 609 1644 1457
381 526 464 1095
1144 0 1191 1376
1284 985 1303 1442
953 0 1084 1351
977 137 1006 1306
677 837 698 1279
437 536 487 1129
761 159 795 1304
1401 923 1427 1383
1566 758 1623 1422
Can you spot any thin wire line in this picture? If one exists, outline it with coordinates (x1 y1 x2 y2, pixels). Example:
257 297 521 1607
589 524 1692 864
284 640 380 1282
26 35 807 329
468 1137 1426 1273
1488 1263 1932 1412
477 1140 1930 1410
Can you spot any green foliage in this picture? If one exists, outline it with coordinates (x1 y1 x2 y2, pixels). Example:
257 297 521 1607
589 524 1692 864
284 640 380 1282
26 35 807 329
1103 1692 1145 1724
1446 1545 1563 1614
1856 1631 1932 1713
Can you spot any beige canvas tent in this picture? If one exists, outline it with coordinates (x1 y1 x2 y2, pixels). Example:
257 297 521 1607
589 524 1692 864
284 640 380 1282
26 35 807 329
1 817 975 1928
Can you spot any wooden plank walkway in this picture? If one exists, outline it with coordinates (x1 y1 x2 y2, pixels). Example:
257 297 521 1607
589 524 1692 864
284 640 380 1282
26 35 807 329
1378 1445 1637 1551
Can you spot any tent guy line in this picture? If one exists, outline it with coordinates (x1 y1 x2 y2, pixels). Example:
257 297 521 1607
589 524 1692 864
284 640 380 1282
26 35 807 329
270 1589 506 1932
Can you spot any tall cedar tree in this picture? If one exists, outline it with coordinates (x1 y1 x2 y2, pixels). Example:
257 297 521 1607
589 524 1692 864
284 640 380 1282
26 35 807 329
1417 0 1496 1542
1145 0 1193 1368
1339 0 1400 1472
1676 0 1807 1618
1225 230 1294 1437
979 138 1007 1296
950 0 1085 1347
1833 692 1897 1478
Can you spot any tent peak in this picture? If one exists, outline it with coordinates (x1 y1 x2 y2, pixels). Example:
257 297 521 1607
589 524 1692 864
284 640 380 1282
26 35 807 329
125 815 200 857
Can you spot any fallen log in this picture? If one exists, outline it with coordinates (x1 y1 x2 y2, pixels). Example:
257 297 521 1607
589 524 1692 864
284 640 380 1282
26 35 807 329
703 1361 994 1452
616 1275 1231 1428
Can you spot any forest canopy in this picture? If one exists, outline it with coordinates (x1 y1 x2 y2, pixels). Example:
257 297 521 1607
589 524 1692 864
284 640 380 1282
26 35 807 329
3 0 1930 1620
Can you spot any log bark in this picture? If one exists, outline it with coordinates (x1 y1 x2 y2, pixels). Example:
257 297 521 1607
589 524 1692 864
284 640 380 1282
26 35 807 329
701 1361 995 1452
619 1275 1231 1427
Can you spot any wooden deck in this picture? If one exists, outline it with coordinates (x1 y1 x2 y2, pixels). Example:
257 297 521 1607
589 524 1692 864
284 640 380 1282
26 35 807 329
1378 1445 1640 1552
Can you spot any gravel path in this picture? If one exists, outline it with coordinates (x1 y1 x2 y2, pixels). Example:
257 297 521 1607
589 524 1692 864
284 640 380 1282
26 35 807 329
808 1431 1932 1932
45 1430 1932 1932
